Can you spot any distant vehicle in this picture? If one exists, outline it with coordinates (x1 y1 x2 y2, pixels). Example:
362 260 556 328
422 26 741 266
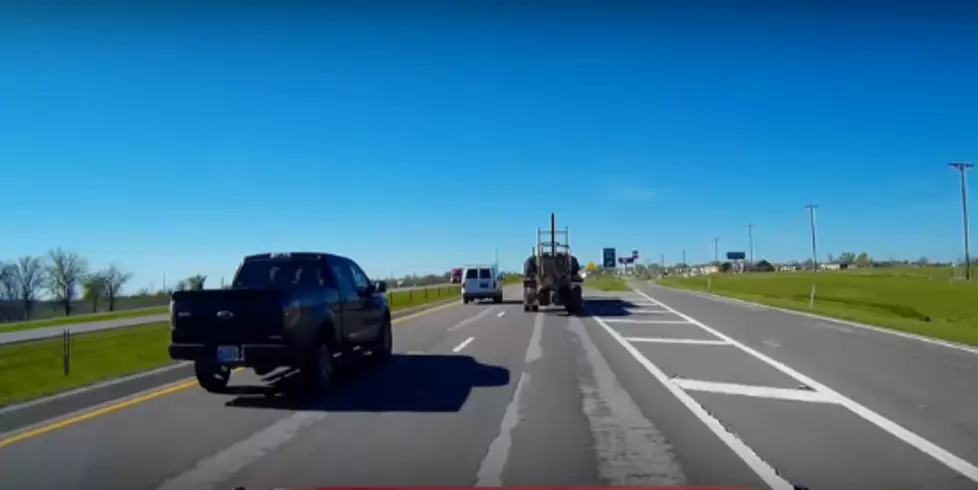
522 213 583 314
168 252 392 394
461 264 503 304
450 268 463 284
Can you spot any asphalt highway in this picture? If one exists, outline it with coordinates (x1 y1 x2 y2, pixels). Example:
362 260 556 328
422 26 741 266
1 283 978 489
0 283 454 345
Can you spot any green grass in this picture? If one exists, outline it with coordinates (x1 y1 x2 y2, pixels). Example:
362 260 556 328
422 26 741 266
658 267 978 346
0 306 169 334
385 285 461 310
584 275 631 291
0 322 176 407
502 275 524 285
0 285 461 406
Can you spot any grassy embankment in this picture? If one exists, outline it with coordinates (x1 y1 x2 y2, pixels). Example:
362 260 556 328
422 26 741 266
0 284 460 407
658 267 978 346
584 275 631 291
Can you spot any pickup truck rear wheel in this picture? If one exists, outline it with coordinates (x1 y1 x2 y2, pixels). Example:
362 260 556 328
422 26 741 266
301 343 334 393
194 361 231 393
372 317 393 363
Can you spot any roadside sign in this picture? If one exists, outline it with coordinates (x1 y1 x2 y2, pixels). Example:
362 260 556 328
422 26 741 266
587 262 596 272
726 251 746 260
603 248 616 268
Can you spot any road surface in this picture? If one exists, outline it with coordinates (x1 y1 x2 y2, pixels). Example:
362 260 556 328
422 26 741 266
0 283 455 346
2 283 978 489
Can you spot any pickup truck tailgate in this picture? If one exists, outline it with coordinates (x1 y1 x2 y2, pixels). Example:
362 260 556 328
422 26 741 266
170 289 286 343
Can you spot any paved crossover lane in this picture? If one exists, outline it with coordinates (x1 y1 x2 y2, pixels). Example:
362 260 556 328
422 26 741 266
2 283 978 490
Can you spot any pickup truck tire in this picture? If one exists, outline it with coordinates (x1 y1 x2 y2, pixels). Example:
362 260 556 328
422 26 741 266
194 361 231 393
301 343 334 393
371 317 393 363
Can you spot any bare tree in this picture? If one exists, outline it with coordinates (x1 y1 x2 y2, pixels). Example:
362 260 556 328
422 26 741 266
13 256 44 320
173 280 188 292
82 272 107 313
102 264 132 312
186 275 207 290
0 262 17 321
45 248 89 316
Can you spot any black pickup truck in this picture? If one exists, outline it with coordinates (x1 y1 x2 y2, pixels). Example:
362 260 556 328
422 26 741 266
168 252 392 393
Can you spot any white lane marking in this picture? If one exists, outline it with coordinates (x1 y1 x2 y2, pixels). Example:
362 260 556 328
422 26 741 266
497 311 506 317
453 336 475 352
448 306 498 332
475 372 530 486
628 308 672 314
663 286 978 355
525 313 544 364
589 313 794 489
625 337 729 346
155 411 329 490
568 315 687 485
671 378 834 404
602 319 689 324
762 340 781 348
633 289 978 483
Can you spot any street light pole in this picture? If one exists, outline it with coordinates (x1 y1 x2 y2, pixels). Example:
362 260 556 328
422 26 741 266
805 204 819 271
747 223 755 264
950 162 974 280
713 237 719 264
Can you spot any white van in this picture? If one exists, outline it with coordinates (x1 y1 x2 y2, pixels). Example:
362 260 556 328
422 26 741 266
461 265 503 304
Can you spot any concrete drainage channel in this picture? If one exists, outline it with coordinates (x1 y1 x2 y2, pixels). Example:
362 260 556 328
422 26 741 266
0 296 462 436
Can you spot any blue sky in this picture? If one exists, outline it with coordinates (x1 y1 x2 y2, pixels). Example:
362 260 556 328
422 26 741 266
2 2 977 291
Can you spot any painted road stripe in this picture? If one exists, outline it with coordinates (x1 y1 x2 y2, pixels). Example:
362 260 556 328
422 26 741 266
633 288 978 483
625 337 729 345
452 336 475 352
671 378 834 404
602 318 689 324
588 312 794 490
0 300 463 450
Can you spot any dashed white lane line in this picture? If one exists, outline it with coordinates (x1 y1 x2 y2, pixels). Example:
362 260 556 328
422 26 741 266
631 288 978 484
589 313 794 490
670 378 833 404
497 311 506 317
448 307 498 332
603 319 689 324
452 336 475 353
625 337 729 346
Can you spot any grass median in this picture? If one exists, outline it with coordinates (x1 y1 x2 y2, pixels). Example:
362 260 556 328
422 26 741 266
658 267 978 346
0 306 169 335
584 275 631 291
0 284 461 407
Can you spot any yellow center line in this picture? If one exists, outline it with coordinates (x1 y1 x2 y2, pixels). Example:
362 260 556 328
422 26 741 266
0 299 461 450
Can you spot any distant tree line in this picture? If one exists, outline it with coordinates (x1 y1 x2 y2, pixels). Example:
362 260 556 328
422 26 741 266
0 248 213 323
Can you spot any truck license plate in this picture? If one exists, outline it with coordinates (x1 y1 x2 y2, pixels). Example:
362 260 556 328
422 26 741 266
480 282 489 288
217 345 241 362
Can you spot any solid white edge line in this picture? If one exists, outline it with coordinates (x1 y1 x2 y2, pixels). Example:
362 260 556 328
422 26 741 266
671 378 834 404
453 336 475 353
588 312 794 489
602 319 690 324
667 286 978 355
632 288 978 483
624 337 729 345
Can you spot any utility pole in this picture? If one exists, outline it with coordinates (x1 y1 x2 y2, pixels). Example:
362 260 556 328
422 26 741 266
713 237 719 264
950 162 974 280
660 254 665 269
682 249 687 267
805 204 819 271
747 223 755 264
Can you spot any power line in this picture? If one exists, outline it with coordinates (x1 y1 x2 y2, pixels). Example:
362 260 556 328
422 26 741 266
805 204 819 271
949 162 974 280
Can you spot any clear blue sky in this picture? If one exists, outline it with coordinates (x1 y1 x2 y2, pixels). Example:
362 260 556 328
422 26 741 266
2 2 977 292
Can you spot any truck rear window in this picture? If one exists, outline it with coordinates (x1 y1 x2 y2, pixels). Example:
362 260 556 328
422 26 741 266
465 269 479 279
232 259 336 289
479 268 493 279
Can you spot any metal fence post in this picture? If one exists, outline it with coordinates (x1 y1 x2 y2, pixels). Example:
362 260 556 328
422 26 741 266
63 328 71 376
